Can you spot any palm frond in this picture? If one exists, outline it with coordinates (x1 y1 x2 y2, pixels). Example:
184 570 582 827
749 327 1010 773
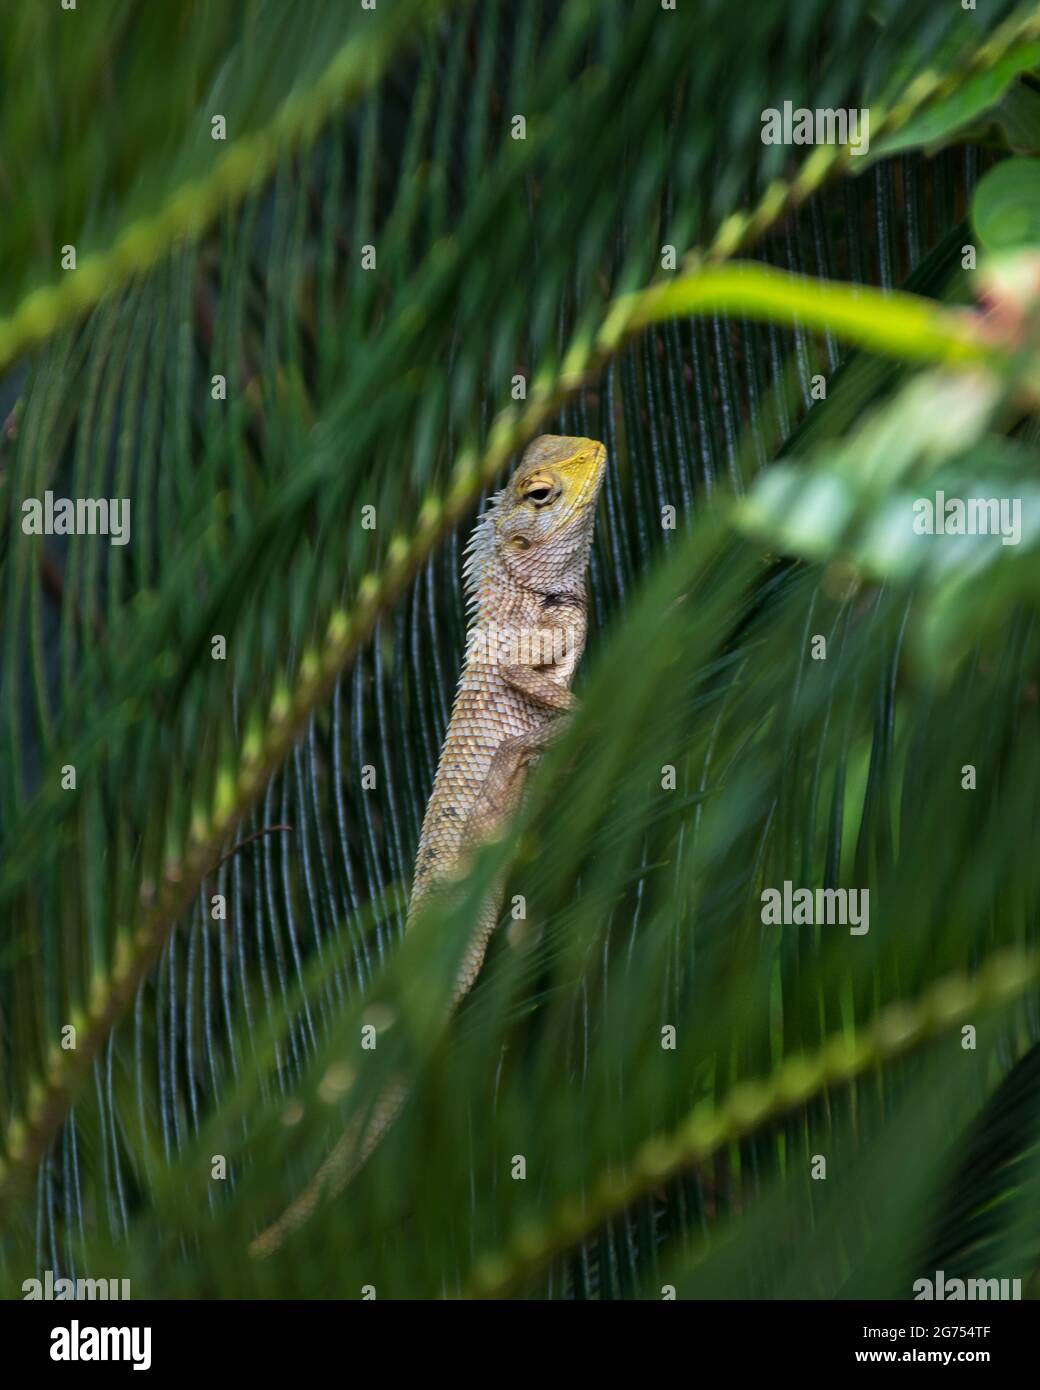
3 0 1040 1302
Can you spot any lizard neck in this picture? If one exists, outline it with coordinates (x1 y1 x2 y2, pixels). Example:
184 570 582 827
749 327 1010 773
469 559 524 626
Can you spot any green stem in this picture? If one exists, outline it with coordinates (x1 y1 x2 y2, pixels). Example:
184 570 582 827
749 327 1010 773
0 0 451 375
464 948 1040 1298
620 261 995 366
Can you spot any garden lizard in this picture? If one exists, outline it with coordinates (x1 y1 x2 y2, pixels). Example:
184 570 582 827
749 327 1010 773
249 434 607 1256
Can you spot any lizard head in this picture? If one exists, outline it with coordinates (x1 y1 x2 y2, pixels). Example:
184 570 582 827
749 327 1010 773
491 435 607 591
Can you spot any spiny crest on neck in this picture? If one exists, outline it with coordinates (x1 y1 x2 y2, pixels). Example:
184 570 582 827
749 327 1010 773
462 487 506 624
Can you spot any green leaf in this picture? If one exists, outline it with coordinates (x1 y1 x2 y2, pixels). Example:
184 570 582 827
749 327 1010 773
973 153 1040 252
867 42 1040 163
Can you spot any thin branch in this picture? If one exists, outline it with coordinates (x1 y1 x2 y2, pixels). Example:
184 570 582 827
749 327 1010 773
212 824 294 874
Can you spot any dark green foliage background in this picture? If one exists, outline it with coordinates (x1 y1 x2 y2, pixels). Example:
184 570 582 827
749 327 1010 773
2 0 1040 1298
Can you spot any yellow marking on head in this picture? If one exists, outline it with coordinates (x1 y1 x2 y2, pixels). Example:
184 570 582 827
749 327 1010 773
515 435 607 518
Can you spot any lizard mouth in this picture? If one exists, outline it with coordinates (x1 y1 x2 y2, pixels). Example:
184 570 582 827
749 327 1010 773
566 440 608 514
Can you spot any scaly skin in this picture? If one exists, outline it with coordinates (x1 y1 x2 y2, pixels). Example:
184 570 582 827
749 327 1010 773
249 435 606 1257
411 433 607 994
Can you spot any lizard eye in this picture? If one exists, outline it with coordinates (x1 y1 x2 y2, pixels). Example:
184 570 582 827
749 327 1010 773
521 476 560 506
512 535 531 550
